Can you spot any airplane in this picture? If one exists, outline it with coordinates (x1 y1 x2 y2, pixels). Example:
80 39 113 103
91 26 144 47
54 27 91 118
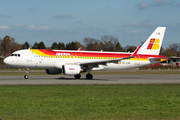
3 27 167 79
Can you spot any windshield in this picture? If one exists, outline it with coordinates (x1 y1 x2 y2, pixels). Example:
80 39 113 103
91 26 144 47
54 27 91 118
10 54 20 57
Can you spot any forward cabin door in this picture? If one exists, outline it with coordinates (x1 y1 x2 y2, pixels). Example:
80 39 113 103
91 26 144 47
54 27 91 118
26 51 32 62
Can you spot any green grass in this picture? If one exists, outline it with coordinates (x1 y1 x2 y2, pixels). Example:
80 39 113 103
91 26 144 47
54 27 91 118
0 85 180 120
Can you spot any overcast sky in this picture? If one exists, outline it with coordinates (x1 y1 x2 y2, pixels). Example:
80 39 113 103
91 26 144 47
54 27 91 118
0 0 180 48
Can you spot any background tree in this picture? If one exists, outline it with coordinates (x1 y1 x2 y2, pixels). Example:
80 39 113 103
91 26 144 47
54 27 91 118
1 34 180 58
75 41 85 50
10 37 22 53
58 42 66 50
168 43 179 56
114 42 123 52
0 38 2 55
51 42 58 49
66 41 78 50
1 36 11 56
32 42 38 49
0 35 22 56
38 41 46 49
124 45 136 52
99 41 105 51
101 35 118 51
32 41 46 49
83 37 98 48
83 36 123 51
83 37 101 51
22 42 30 49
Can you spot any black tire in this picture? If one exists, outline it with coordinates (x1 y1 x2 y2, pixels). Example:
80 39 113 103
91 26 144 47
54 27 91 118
24 75 29 79
74 74 81 79
86 74 93 79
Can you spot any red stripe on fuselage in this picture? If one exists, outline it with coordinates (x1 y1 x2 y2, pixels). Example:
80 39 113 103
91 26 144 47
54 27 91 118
37 49 131 58
39 49 56 55
34 49 166 59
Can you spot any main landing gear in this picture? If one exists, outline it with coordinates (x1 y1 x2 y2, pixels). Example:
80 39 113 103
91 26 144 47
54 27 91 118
86 74 93 79
74 74 93 79
24 68 29 79
86 69 93 79
74 69 93 79
74 74 81 79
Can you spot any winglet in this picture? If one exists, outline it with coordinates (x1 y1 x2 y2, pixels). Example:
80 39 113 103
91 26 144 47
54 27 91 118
131 45 141 56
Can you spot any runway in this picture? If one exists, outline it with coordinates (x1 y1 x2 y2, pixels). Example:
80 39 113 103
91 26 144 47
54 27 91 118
0 74 180 85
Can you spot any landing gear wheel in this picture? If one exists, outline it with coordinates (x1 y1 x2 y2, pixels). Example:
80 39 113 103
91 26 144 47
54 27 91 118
86 74 93 79
24 68 29 79
74 74 81 79
24 75 29 79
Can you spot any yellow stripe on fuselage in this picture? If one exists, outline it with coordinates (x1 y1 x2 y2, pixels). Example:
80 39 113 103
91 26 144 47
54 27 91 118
30 49 48 56
130 58 148 61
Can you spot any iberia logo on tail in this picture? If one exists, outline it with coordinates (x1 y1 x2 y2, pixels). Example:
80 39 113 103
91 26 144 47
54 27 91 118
147 38 160 50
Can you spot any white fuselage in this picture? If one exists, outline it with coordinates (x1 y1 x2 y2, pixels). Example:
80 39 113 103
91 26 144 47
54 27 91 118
4 49 155 71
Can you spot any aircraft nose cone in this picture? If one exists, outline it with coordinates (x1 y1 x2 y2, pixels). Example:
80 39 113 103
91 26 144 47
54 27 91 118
3 57 10 65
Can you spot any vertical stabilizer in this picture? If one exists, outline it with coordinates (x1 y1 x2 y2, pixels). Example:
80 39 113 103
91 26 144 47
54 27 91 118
137 27 166 55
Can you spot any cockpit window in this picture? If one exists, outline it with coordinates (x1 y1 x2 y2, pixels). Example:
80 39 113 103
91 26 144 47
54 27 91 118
10 54 20 57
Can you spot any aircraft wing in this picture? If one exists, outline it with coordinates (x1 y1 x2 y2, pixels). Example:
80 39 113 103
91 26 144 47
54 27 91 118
79 45 140 66
63 45 140 70
74 56 134 70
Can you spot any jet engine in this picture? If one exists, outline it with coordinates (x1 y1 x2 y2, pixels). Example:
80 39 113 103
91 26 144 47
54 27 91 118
46 69 62 75
62 64 81 75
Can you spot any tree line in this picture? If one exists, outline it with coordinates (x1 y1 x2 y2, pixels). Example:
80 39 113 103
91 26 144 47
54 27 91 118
0 35 179 57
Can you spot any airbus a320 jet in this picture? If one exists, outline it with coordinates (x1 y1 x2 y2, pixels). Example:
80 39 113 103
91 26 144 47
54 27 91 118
4 27 167 79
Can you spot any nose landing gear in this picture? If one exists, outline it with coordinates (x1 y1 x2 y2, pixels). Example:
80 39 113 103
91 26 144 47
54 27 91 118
24 68 29 79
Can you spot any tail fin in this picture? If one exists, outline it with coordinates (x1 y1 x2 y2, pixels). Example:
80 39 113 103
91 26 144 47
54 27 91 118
137 27 166 55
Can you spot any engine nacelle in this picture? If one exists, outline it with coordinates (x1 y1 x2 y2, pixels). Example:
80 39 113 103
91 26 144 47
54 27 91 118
62 64 81 75
46 69 62 75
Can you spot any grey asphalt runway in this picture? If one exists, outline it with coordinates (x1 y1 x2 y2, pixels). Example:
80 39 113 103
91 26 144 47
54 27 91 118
0 74 180 85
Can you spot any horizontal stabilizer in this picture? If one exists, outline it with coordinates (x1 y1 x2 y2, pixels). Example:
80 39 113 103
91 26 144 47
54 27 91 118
148 57 167 62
